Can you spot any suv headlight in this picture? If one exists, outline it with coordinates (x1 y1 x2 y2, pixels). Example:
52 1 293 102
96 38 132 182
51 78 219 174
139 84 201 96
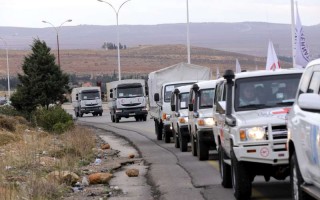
198 118 214 126
240 127 266 141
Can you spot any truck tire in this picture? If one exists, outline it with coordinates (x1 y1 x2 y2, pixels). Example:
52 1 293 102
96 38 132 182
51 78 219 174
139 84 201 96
197 132 209 160
191 134 197 156
231 150 252 200
291 152 309 200
179 129 188 152
163 128 170 143
155 121 162 140
115 117 120 123
111 115 115 123
218 146 232 188
99 112 102 116
174 127 180 148
143 115 147 121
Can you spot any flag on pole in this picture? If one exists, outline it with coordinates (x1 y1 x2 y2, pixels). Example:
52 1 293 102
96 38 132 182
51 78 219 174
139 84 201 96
294 3 310 69
266 40 281 71
216 68 220 79
236 59 241 73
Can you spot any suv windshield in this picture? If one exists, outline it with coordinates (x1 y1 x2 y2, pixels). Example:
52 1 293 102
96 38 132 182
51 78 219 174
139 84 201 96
81 91 100 100
200 89 214 108
118 86 143 98
235 74 302 111
164 83 195 102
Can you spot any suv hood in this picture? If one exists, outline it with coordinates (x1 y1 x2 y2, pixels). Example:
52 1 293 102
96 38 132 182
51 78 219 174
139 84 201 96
236 107 291 127
198 108 213 118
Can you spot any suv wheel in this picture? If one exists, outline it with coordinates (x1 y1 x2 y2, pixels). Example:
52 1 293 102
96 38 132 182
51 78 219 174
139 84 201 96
197 133 209 161
164 128 170 143
155 121 162 140
174 127 180 148
218 146 232 188
231 150 252 200
179 129 188 152
191 134 197 156
291 152 309 200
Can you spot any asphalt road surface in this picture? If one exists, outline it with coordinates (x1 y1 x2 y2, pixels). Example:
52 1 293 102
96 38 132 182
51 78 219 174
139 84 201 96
63 103 292 200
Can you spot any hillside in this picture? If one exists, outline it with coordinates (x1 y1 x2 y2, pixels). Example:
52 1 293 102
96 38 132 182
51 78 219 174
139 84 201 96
0 45 292 78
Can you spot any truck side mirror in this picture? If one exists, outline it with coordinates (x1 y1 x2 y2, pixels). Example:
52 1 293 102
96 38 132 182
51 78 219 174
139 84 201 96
110 93 113 98
171 104 175 111
154 93 160 102
188 103 193 111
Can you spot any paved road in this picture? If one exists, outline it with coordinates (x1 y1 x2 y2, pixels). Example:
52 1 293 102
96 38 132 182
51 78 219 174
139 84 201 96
63 103 292 200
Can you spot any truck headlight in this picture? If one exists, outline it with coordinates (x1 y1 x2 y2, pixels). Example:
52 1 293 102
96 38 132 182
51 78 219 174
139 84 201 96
198 118 214 126
178 117 188 124
240 127 266 141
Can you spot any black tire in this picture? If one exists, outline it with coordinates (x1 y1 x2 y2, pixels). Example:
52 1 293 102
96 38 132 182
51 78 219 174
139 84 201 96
218 146 232 188
164 128 171 143
75 111 78 117
179 129 188 152
291 152 310 200
115 117 119 123
111 115 115 123
231 150 252 200
99 112 102 116
143 115 147 121
174 126 180 148
197 133 209 160
191 134 197 156
80 113 83 117
135 116 139 121
155 121 162 140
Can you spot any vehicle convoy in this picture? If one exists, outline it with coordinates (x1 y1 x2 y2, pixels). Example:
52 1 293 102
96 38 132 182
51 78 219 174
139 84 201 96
287 59 320 200
170 85 192 152
188 80 217 160
71 86 103 117
213 69 302 200
148 62 212 142
106 79 148 123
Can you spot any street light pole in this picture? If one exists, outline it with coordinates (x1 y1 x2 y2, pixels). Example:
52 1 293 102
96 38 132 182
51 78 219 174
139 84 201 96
186 0 191 64
42 19 72 66
98 0 131 81
0 37 10 99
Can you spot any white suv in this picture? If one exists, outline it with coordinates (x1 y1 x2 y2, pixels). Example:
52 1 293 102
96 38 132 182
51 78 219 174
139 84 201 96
287 59 320 200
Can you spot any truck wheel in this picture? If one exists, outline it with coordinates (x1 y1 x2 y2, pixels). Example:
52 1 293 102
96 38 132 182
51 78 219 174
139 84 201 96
197 137 209 161
191 134 197 156
111 115 115 122
218 146 232 188
115 117 120 123
179 129 188 152
155 121 162 140
80 113 83 117
99 112 102 116
291 152 309 200
143 115 147 121
174 128 180 148
231 150 252 200
163 128 170 143
135 116 139 121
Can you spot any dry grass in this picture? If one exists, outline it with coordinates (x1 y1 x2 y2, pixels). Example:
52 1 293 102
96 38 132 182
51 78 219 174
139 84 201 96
0 119 97 200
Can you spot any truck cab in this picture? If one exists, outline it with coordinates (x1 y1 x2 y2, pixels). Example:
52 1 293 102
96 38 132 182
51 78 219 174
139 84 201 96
188 80 217 160
213 69 302 200
287 59 320 200
170 85 192 152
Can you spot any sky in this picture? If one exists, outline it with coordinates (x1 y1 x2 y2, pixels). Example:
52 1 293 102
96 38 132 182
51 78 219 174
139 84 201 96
0 0 319 28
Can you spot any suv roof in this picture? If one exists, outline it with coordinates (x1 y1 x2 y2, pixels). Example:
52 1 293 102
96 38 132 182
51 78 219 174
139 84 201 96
193 80 217 90
234 69 303 79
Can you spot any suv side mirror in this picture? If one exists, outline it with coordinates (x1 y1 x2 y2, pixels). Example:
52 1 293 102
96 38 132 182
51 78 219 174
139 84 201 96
298 93 320 111
154 93 160 102
171 104 176 111
188 103 193 111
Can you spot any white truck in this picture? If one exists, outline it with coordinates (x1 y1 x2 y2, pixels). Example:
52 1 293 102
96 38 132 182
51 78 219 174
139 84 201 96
71 86 103 117
213 69 302 200
188 80 217 161
106 79 148 123
287 59 320 200
170 85 192 152
148 62 212 142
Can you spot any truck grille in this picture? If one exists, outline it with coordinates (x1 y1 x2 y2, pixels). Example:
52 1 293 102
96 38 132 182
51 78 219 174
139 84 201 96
121 103 141 107
266 125 288 140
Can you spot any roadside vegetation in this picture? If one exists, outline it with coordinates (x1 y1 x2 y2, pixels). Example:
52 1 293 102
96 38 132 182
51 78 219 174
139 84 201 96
0 39 97 199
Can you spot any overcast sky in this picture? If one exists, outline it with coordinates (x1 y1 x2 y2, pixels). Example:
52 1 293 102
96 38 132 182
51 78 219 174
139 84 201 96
0 0 319 28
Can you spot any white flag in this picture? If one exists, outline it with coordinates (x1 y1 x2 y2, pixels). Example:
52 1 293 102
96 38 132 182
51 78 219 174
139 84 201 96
294 4 310 69
216 67 220 79
236 59 241 73
266 41 281 71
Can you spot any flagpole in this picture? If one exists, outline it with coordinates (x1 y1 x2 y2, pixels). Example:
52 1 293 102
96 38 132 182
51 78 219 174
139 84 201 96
291 0 296 68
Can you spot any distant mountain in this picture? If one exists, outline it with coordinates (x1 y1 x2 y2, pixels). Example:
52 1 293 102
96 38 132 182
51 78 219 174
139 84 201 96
0 22 319 58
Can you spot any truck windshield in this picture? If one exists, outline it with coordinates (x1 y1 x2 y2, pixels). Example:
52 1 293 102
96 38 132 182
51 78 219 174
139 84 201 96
234 73 302 111
117 86 143 98
180 93 189 109
164 83 195 102
199 89 215 108
81 91 100 100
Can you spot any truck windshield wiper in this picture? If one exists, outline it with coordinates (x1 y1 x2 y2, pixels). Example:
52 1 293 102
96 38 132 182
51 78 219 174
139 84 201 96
238 104 267 110
276 101 294 106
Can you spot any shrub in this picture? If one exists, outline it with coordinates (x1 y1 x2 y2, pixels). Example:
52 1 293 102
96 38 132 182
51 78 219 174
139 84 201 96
0 115 16 132
0 105 21 117
34 106 74 133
